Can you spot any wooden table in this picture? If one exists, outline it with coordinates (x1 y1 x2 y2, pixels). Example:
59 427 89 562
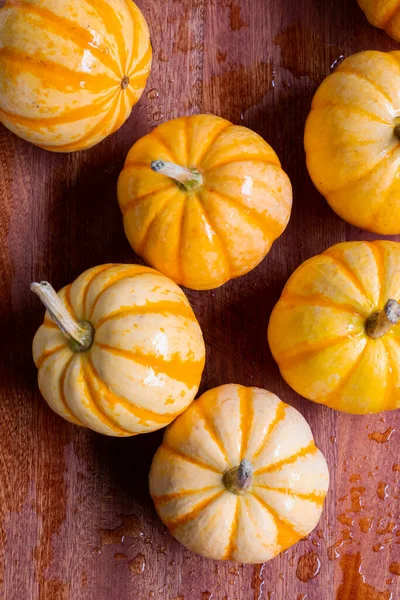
1 0 400 598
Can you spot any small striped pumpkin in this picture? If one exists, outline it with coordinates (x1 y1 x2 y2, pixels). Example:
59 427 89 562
0 0 151 151
358 0 400 41
268 241 400 414
118 114 292 290
32 264 205 436
149 384 329 563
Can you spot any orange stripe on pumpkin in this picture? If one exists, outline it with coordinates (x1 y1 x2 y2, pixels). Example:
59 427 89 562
6 0 120 77
253 484 326 506
0 47 116 94
39 105 116 152
252 402 286 459
202 186 283 241
276 333 364 371
194 399 231 467
0 92 114 130
58 355 83 425
254 441 317 475
128 45 153 79
238 386 254 460
82 358 133 435
222 497 240 560
94 342 203 389
95 301 196 328
322 251 371 305
81 264 119 319
87 356 177 427
366 241 385 308
87 266 156 320
152 486 221 507
277 291 363 316
160 444 222 474
84 0 127 70
164 490 225 533
36 344 66 369
206 157 281 172
252 492 301 552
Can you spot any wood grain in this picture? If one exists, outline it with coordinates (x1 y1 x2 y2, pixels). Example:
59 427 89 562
1 0 400 598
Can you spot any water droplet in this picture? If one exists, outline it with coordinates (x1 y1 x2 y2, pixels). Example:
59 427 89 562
317 530 325 539
349 474 361 483
337 554 390 599
373 543 385 553
359 516 373 533
128 553 146 574
202 593 213 600
338 513 354 527
149 592 155 598
327 530 353 560
114 553 127 560
377 521 397 535
158 584 167 594
296 552 321 582
350 486 366 513
330 55 345 71
330 436 337 443
393 464 400 472
289 555 296 566
377 482 389 500
100 514 143 546
153 112 164 122
146 88 160 100
228 567 239 576
387 578 394 584
297 595 307 600
369 428 395 443
157 546 167 554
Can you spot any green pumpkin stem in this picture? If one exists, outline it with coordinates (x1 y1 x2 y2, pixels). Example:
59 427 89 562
223 459 253 495
366 299 400 339
151 159 203 192
31 281 94 352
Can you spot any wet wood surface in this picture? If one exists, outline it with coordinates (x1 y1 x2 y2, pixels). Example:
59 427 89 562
1 0 400 598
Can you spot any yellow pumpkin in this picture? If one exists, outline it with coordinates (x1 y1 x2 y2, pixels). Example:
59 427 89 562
118 114 292 290
32 264 205 436
268 241 400 414
304 50 400 235
358 0 400 41
149 384 329 563
0 0 151 152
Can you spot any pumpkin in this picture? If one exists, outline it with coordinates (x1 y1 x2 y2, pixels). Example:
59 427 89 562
149 384 329 563
268 241 400 414
32 264 205 436
358 0 400 41
0 0 151 152
117 114 292 290
304 50 400 235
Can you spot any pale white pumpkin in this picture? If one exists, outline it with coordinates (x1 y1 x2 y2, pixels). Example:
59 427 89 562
149 384 329 563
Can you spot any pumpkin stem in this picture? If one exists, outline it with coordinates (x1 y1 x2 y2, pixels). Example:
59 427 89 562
366 299 400 339
31 281 94 352
151 160 203 192
223 459 253 495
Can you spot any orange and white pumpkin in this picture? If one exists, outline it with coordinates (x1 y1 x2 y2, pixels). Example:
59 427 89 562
0 0 152 151
32 264 205 436
118 114 292 290
149 384 329 563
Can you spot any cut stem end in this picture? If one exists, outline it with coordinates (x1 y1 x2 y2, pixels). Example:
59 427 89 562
151 159 203 191
31 281 94 352
394 123 400 140
121 76 130 90
366 299 400 339
223 459 253 495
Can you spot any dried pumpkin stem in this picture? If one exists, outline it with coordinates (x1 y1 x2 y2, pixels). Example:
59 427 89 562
223 459 253 495
31 281 94 352
366 299 400 339
151 160 203 191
